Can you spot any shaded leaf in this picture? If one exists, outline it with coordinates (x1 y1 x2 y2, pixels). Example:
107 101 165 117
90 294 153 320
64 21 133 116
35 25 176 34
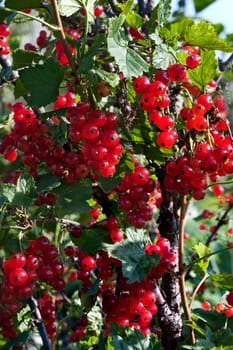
36 174 61 193
77 34 105 74
73 226 109 255
5 0 41 10
192 308 226 330
53 179 92 215
104 228 159 283
0 8 13 22
12 49 44 69
1 331 30 350
19 58 64 108
110 324 161 350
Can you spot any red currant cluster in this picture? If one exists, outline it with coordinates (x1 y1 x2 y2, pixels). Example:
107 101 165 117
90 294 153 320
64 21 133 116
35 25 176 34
144 237 176 279
55 39 76 66
164 129 233 199
215 291 233 317
202 292 233 317
34 192 57 206
0 237 64 342
133 74 178 149
69 316 88 342
183 45 201 69
101 277 158 336
38 293 57 339
116 163 156 228
0 95 123 183
65 245 96 292
0 23 10 55
105 216 124 243
64 98 123 179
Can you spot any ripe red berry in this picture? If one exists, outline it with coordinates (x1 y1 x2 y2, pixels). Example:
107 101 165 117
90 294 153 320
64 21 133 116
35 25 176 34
94 5 103 16
133 76 150 94
186 54 201 69
225 308 233 317
9 268 28 286
226 292 233 306
110 228 123 243
3 148 17 162
167 63 187 82
201 301 211 311
81 256 96 271
157 130 176 149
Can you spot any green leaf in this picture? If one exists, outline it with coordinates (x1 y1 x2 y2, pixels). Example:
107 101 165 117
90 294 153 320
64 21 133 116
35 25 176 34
169 18 194 42
5 0 41 10
14 78 28 99
152 43 176 70
12 49 43 69
53 179 92 215
73 226 109 255
118 0 144 29
94 69 120 88
188 50 218 89
193 0 216 13
104 228 159 283
2 183 16 203
193 242 212 275
9 174 37 206
107 15 149 79
184 21 233 52
19 57 64 107
157 0 172 27
1 331 30 350
58 0 81 17
192 308 227 330
0 8 13 22
210 273 233 290
77 34 105 74
36 174 61 193
110 325 161 350
16 174 36 195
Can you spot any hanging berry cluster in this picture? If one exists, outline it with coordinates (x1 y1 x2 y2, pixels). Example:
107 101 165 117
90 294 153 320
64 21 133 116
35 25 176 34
0 23 10 55
116 163 157 228
0 93 123 183
132 50 233 199
0 236 65 341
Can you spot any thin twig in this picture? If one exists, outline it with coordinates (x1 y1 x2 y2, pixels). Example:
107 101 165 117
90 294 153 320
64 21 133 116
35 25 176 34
27 297 52 350
1 6 59 31
205 203 233 246
178 195 195 345
189 274 210 309
50 0 77 75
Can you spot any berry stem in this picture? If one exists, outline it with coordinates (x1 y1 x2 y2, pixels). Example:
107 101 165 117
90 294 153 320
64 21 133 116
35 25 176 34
2 6 59 31
189 273 210 309
178 195 195 345
50 0 77 75
205 203 233 246
185 245 233 271
27 297 52 350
